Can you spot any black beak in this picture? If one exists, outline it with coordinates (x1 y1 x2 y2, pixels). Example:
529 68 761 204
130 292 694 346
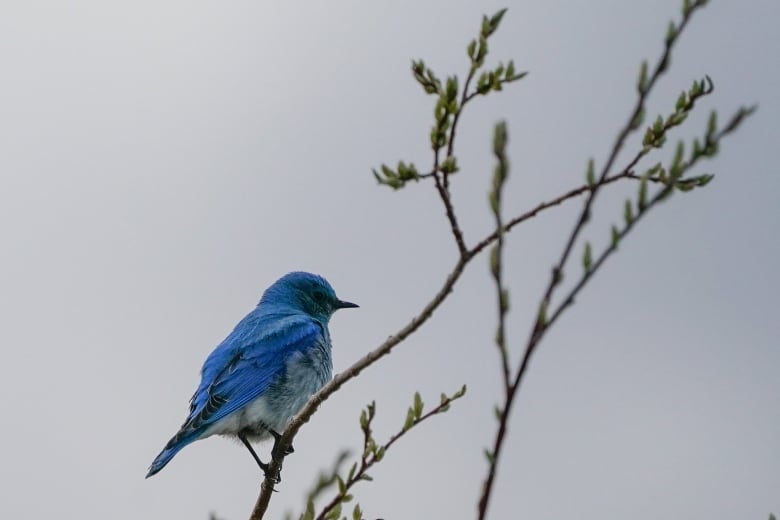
336 299 359 309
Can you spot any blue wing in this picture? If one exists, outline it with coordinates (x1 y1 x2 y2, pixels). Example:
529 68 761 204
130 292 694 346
146 310 323 477
187 311 323 429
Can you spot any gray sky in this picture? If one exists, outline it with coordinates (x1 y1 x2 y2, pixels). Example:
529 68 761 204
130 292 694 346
1 1 778 519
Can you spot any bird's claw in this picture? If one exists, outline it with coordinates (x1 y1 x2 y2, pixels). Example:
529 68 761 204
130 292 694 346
269 429 294 457
259 461 282 486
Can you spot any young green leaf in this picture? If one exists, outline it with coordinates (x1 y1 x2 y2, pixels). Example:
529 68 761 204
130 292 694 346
586 158 595 186
324 503 341 520
624 199 634 225
637 60 648 94
610 225 620 248
537 301 548 328
413 392 424 419
582 242 592 271
403 408 415 431
638 175 648 211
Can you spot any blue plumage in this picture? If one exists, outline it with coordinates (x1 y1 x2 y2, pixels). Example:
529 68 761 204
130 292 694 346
146 272 357 478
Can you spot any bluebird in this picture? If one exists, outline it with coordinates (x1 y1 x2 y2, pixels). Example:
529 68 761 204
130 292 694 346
146 271 357 480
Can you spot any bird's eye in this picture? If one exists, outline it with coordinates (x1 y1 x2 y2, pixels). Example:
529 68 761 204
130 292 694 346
313 290 325 302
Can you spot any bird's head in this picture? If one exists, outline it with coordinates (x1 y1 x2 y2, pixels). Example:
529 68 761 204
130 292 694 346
260 271 358 321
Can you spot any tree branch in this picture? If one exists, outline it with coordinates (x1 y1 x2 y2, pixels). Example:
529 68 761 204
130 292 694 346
476 2 726 517
472 0 754 520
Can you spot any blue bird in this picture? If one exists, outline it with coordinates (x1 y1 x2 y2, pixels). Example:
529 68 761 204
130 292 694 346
146 271 357 479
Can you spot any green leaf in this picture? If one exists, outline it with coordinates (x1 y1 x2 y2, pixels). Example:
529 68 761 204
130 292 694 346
665 20 677 46
324 503 341 520
637 60 648 94
630 108 645 130
489 8 508 33
668 111 688 127
638 174 648 211
642 127 654 147
624 199 634 225
476 37 488 63
374 446 385 461
695 173 714 186
537 301 547 328
352 504 363 520
467 39 477 60
689 77 702 97
480 15 490 38
675 90 688 112
670 140 685 179
440 155 458 174
376 164 403 189
586 158 595 186
490 245 500 276
610 225 620 248
489 192 499 215
403 407 415 431
413 392 424 419
302 502 315 520
500 288 509 313
510 70 528 82
445 76 459 102
493 121 508 156
396 161 419 181
657 166 668 184
707 110 718 139
691 138 702 159
582 242 592 271
653 114 664 133
484 449 495 464
675 179 695 192
505 60 516 80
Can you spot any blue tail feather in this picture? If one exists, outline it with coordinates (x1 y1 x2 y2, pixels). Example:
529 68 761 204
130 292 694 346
146 430 198 478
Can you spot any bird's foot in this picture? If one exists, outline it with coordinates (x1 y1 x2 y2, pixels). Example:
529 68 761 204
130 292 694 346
240 433 282 484
259 460 282 486
269 429 295 457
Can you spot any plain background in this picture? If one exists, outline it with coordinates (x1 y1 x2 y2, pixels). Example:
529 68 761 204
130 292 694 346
1 1 778 519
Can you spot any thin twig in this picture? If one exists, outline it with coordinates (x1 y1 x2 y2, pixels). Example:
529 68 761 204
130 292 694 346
444 62 479 190
489 121 512 392
432 166 469 257
475 171 648 256
316 389 465 520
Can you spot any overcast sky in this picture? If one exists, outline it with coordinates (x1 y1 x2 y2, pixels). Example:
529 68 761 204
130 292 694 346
1 1 778 519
